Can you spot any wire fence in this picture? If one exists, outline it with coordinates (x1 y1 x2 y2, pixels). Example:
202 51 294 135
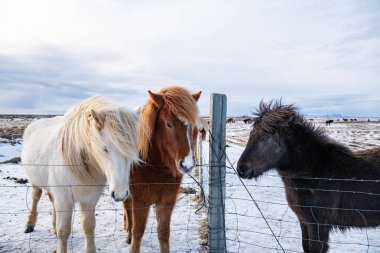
222 172 380 253
0 161 207 253
200 123 380 253
1 110 380 252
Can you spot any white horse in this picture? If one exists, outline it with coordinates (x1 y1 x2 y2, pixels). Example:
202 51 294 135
22 95 139 253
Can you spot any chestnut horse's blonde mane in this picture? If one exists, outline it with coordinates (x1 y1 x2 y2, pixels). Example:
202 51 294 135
138 86 199 160
61 95 139 182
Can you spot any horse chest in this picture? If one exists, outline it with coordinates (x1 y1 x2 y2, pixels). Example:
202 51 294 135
284 182 318 212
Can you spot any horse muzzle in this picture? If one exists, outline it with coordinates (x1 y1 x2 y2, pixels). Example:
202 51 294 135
237 162 256 179
111 190 130 202
178 158 195 174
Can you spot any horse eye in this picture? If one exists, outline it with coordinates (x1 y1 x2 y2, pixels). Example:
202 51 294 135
166 122 173 128
103 147 109 153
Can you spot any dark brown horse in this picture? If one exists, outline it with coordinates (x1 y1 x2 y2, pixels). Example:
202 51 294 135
123 86 201 253
237 100 380 253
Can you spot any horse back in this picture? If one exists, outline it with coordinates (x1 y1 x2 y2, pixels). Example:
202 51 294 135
355 147 380 167
23 116 63 141
22 116 66 186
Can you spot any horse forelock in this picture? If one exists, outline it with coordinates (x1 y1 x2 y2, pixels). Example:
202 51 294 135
138 86 199 161
253 100 299 133
160 86 199 124
61 95 139 182
253 100 339 149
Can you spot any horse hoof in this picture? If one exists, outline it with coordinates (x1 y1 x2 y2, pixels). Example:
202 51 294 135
126 236 131 244
24 226 34 233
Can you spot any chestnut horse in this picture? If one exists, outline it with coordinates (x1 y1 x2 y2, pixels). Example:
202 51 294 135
123 86 201 253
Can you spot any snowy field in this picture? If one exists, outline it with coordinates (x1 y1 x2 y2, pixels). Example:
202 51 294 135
1 118 380 252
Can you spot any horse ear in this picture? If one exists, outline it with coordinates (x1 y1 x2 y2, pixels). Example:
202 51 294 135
91 109 106 130
192 91 202 101
148 90 164 108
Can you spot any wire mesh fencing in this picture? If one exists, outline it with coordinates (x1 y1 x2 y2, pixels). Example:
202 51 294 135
199 121 380 253
1 110 380 253
0 162 206 253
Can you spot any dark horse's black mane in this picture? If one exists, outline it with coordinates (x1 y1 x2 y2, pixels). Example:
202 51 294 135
253 100 324 137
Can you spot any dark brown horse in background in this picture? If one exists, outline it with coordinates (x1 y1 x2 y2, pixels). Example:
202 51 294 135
123 86 201 253
237 100 380 253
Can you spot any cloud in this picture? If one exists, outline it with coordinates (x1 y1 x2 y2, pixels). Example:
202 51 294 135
0 48 144 113
0 0 379 116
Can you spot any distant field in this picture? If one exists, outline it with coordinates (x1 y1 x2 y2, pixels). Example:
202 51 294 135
0 115 58 139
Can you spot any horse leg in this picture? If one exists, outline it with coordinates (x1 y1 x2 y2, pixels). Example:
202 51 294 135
129 204 150 253
55 201 73 253
156 203 175 253
80 202 97 253
123 199 133 244
308 224 330 253
300 222 309 252
25 187 42 233
47 192 57 234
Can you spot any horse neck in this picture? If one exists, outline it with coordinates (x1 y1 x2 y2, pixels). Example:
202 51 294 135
279 128 374 179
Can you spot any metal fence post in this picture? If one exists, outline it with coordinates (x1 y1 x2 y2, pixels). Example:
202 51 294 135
208 93 227 252
197 132 204 203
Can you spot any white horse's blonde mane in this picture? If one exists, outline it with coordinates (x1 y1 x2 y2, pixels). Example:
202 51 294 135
61 95 139 182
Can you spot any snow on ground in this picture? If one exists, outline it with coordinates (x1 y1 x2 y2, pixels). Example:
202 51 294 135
0 139 204 252
0 119 379 252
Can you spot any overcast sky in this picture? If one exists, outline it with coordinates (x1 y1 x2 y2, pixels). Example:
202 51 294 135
0 0 379 116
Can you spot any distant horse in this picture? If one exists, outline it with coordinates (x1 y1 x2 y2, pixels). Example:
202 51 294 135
22 96 139 253
227 117 234 124
123 86 201 253
325 119 333 126
343 118 348 122
243 118 252 124
237 100 380 253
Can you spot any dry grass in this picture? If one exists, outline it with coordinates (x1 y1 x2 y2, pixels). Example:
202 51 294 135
198 217 208 248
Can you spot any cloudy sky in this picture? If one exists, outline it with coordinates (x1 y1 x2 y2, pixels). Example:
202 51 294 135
0 0 379 116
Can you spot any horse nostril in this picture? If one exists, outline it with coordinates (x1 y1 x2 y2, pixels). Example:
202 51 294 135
237 166 246 177
111 191 115 199
179 160 184 168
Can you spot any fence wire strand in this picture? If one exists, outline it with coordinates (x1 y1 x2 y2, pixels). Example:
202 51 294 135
1 121 380 252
